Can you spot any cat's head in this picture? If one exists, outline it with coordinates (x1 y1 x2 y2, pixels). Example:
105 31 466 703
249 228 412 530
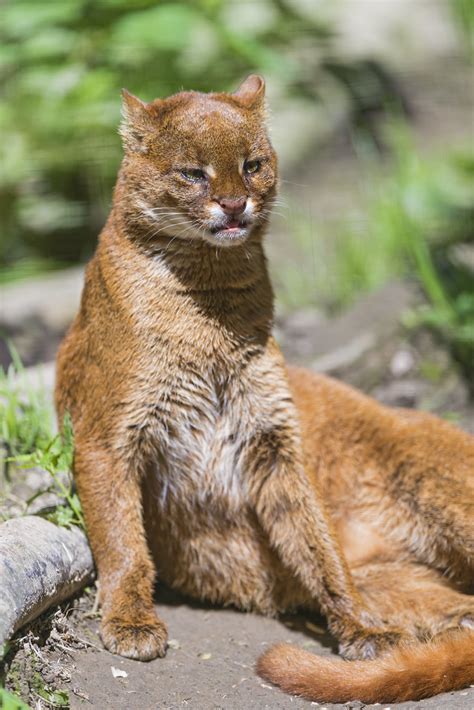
118 75 277 248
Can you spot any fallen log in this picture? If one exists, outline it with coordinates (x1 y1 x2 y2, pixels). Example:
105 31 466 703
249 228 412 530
0 516 94 646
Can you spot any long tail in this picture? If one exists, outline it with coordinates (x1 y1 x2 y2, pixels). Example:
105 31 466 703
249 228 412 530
257 629 474 704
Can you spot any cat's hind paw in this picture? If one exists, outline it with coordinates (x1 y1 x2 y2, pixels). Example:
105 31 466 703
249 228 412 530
339 628 410 660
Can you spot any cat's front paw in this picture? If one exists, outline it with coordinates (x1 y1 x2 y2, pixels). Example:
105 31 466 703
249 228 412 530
100 613 168 661
339 628 410 660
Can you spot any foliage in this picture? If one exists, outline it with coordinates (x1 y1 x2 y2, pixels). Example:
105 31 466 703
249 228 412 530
0 687 31 710
0 0 315 268
279 129 474 393
0 347 52 464
31 680 68 709
449 0 474 58
354 133 474 395
0 0 402 274
0 352 83 529
11 414 85 530
401 152 474 394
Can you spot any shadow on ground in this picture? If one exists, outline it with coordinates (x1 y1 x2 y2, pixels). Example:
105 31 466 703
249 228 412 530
62 586 473 710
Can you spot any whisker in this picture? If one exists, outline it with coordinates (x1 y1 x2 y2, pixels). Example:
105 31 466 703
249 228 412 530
148 209 185 215
141 212 187 224
280 179 311 188
144 221 190 238
142 219 192 242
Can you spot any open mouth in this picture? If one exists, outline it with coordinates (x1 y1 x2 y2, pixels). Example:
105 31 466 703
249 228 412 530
210 219 247 234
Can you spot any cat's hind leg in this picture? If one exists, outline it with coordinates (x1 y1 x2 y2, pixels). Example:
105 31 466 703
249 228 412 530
381 409 474 586
288 368 474 586
351 559 474 640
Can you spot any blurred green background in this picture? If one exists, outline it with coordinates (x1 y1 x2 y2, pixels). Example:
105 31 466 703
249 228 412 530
0 0 338 272
0 0 473 389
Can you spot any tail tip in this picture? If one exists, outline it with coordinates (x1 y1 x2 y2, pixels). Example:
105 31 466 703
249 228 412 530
256 643 299 685
256 643 310 688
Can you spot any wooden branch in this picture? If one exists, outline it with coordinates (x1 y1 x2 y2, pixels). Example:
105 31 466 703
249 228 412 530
0 516 94 645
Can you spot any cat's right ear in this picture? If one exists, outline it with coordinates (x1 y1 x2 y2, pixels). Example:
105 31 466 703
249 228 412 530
233 75 266 111
119 89 156 153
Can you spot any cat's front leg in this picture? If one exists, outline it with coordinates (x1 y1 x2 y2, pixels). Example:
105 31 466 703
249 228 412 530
74 443 168 660
246 426 407 659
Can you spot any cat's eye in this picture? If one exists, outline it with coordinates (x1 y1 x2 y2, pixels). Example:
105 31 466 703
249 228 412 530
181 168 207 182
244 159 261 175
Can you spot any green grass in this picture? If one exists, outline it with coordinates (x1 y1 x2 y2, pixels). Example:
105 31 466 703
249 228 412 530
274 128 474 392
0 347 52 464
0 348 84 529
339 138 470 310
11 413 84 530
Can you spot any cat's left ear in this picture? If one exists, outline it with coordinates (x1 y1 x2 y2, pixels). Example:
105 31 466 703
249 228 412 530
119 89 157 153
233 75 265 111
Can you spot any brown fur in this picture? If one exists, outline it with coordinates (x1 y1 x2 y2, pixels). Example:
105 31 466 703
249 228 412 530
257 630 474 703
55 76 474 701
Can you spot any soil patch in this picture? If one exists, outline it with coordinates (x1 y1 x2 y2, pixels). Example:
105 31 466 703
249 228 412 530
3 586 474 710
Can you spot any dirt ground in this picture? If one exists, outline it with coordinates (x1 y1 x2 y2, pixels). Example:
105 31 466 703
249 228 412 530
4 585 474 710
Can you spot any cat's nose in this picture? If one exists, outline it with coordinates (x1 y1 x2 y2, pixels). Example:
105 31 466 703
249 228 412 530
218 197 247 216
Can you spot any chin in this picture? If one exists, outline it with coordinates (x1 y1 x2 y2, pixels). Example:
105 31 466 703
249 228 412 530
203 227 251 248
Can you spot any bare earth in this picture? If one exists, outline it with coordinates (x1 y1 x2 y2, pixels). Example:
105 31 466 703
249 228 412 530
66 588 474 710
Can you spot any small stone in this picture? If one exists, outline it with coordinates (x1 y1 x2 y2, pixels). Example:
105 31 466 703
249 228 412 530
168 639 181 649
198 652 212 660
390 349 415 377
111 666 128 678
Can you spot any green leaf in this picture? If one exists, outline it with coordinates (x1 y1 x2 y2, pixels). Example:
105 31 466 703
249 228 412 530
0 686 31 710
46 505 75 528
20 29 77 61
110 4 200 53
36 684 69 707
1 1 82 40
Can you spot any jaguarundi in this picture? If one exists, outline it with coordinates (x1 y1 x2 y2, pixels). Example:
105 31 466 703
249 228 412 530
56 75 474 704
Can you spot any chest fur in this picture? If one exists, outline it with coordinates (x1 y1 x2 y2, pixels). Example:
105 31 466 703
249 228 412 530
144 371 260 514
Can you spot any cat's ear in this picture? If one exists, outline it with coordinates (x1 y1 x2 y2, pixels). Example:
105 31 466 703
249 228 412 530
233 75 265 111
119 89 156 153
